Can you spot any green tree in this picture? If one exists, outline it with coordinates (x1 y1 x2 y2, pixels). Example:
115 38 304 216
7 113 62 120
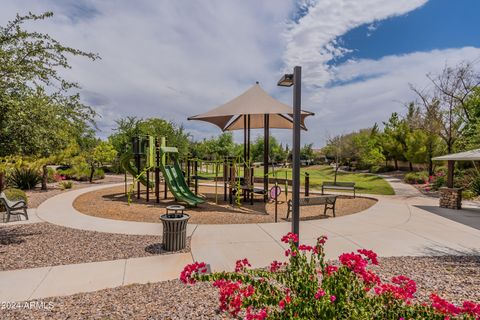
190 133 236 160
109 117 190 158
457 87 480 150
382 113 409 170
411 62 479 154
300 143 314 163
353 126 385 168
250 136 285 163
0 12 99 190
84 141 117 183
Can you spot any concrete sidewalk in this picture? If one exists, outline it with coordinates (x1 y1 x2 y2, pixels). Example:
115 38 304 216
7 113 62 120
0 253 193 302
2 180 480 302
36 183 196 236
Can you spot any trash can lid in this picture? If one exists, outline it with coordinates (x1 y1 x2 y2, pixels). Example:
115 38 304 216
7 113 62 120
166 205 185 211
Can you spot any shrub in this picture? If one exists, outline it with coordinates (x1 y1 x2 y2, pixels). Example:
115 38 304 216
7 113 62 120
59 180 73 190
57 165 104 181
0 188 28 212
469 176 480 196
404 171 429 184
431 172 446 191
370 165 395 173
181 233 480 319
463 190 476 200
7 167 41 190
95 168 105 180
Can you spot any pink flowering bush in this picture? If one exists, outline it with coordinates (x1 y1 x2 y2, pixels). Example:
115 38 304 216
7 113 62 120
180 233 480 319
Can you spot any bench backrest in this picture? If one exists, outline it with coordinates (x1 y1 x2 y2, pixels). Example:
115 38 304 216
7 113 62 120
288 196 336 207
323 181 355 187
0 192 23 209
0 192 14 208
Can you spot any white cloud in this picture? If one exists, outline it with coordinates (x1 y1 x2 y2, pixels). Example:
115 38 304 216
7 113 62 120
2 0 480 150
283 0 428 86
303 47 480 146
0 0 293 139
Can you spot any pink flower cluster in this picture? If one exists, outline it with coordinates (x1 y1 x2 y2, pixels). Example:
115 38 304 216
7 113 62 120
235 258 251 272
357 249 379 265
281 232 299 244
54 173 66 182
325 264 338 276
180 233 480 319
339 250 380 287
278 294 291 310
269 260 283 272
318 235 328 245
374 275 417 301
298 244 314 252
430 293 462 316
245 307 268 320
461 300 480 318
430 293 480 318
179 262 207 284
314 289 325 299
213 279 255 317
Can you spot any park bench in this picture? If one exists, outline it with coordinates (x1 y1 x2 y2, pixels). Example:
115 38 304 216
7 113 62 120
286 195 337 219
322 181 356 198
0 192 29 223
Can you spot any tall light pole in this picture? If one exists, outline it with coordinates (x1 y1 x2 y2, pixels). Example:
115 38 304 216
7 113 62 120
278 66 302 239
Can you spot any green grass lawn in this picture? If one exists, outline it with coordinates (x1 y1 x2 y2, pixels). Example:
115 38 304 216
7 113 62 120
195 165 394 196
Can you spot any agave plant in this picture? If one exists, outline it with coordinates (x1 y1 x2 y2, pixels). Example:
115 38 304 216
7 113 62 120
7 167 42 190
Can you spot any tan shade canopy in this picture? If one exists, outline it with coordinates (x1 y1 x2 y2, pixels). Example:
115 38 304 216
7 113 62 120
432 149 480 161
188 84 314 131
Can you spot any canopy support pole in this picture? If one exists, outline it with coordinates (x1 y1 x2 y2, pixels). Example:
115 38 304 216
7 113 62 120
247 115 251 164
243 115 247 180
243 115 247 201
264 114 269 201
447 160 454 188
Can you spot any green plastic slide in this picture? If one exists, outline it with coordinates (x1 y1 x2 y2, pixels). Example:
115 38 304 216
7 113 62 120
120 152 154 188
159 147 204 206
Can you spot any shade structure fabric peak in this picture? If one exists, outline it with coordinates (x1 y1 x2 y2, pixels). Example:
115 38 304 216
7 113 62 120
187 83 313 131
432 149 480 161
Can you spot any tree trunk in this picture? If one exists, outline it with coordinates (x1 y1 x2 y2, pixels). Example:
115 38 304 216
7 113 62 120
41 165 48 190
334 167 339 184
0 171 4 192
409 162 413 172
89 165 95 183
428 158 433 176
394 159 398 170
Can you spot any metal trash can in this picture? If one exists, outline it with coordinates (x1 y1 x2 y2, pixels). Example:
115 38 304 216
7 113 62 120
160 205 190 251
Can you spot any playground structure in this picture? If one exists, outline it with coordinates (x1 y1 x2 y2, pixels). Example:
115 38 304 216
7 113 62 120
121 135 204 206
121 136 313 208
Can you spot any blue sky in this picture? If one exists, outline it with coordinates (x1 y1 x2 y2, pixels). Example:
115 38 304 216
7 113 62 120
337 0 480 63
1 0 480 147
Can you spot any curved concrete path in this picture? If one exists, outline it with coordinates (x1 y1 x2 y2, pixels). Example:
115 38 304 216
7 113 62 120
36 183 197 236
2 180 480 302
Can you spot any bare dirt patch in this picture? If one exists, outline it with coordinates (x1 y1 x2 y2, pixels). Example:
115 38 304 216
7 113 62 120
73 185 377 224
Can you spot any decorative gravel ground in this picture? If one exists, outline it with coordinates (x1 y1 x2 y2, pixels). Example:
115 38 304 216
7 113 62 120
74 185 377 224
0 222 188 271
1 256 478 319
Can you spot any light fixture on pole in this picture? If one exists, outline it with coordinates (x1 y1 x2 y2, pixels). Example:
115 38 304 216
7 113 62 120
277 74 294 87
277 66 301 242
